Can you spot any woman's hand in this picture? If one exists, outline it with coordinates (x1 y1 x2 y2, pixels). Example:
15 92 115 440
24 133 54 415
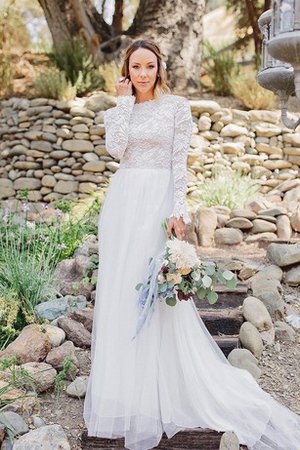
115 76 133 96
167 216 186 240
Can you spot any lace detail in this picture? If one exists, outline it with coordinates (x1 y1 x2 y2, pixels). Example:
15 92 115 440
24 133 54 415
103 94 193 225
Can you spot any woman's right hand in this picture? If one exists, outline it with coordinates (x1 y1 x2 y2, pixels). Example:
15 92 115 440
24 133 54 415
115 76 133 96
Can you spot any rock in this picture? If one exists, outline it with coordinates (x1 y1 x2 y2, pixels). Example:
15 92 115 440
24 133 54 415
31 415 46 428
13 178 41 191
239 321 264 358
248 275 284 319
220 124 248 137
189 100 221 115
274 321 296 342
276 215 292 240
253 123 282 137
249 110 280 124
283 133 300 146
35 295 87 321
284 265 300 286
0 324 51 364
290 204 300 232
40 324 66 347
0 412 28 436
62 140 94 152
12 424 70 449
219 431 240 450
214 228 243 245
53 257 94 299
245 232 277 243
21 362 57 392
66 375 88 398
0 179 15 199
85 92 116 111
229 209 257 220
198 115 211 131
242 296 273 331
42 175 56 188
227 348 261 379
258 207 287 216
252 219 277 233
260 327 275 346
266 243 300 267
57 317 91 348
226 217 253 229
70 308 94 332
196 207 218 246
45 340 79 370
82 161 106 172
53 180 79 194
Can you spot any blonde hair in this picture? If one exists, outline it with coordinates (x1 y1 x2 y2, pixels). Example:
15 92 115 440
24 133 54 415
120 38 172 99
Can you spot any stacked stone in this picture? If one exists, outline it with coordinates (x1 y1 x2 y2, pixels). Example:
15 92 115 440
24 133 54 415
0 95 300 203
0 94 117 202
188 100 300 192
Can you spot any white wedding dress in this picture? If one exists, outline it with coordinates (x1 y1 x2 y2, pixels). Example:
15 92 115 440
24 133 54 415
83 93 300 450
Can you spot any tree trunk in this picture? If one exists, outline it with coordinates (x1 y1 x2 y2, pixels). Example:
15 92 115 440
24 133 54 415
38 0 205 92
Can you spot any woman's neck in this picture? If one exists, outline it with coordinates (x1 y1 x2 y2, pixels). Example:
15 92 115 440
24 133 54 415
135 91 155 104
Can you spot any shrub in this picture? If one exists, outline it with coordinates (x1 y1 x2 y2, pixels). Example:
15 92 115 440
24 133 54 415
191 168 261 210
48 37 104 96
230 72 276 110
33 67 77 100
202 40 240 96
99 60 120 94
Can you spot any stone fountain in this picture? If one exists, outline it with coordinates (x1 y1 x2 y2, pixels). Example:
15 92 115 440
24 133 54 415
257 0 300 129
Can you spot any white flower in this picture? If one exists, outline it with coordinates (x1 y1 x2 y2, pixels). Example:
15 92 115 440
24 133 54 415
166 238 199 269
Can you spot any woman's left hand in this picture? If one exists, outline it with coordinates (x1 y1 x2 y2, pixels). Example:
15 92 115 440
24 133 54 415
167 216 186 240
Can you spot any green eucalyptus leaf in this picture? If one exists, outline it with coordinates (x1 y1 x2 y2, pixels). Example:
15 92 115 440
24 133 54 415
166 297 177 307
222 270 234 280
207 290 218 304
202 274 212 288
196 287 207 299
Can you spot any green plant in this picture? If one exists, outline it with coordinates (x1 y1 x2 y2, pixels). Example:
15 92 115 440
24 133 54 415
192 168 261 210
230 72 276 110
202 40 240 96
0 355 38 441
54 356 78 407
33 67 77 100
48 37 104 96
98 60 121 94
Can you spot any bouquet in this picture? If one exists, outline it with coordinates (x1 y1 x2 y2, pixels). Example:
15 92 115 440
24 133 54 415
131 218 237 340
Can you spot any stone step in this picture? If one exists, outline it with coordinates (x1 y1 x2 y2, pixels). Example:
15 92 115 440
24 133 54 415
81 427 249 449
193 283 248 310
212 334 240 357
198 308 244 335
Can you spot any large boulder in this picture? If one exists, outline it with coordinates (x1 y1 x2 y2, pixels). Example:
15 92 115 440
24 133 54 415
12 424 70 449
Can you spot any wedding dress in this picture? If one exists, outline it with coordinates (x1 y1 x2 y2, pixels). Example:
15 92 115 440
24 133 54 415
83 93 300 450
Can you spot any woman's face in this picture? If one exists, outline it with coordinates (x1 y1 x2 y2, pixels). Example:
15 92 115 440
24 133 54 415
128 48 158 95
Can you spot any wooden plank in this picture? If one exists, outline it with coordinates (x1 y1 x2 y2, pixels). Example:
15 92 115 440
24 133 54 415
198 308 244 335
81 427 229 450
213 334 240 357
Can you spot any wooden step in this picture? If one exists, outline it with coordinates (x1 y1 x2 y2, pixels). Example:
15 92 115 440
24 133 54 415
212 334 240 357
198 308 244 335
81 427 249 450
193 283 248 310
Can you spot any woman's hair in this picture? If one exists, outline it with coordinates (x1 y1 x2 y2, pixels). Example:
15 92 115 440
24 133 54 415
120 38 172 99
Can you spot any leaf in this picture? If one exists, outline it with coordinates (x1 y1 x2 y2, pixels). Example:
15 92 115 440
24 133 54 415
135 283 144 291
226 277 238 289
202 274 212 288
205 264 216 276
196 287 207 299
166 297 177 307
222 270 235 281
207 290 218 304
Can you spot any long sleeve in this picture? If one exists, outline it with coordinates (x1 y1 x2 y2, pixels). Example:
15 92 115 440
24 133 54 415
103 95 135 159
169 97 193 225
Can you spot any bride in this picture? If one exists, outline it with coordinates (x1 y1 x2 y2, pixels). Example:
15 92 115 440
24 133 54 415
83 38 300 450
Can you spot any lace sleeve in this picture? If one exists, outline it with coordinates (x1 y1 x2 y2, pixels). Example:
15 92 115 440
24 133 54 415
169 97 193 225
103 95 135 159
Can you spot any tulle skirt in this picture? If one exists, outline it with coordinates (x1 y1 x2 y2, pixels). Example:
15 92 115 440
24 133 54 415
83 167 300 450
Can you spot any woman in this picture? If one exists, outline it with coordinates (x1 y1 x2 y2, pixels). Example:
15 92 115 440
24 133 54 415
83 39 300 450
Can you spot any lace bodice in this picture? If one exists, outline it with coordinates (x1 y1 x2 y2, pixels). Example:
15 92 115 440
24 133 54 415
103 93 193 224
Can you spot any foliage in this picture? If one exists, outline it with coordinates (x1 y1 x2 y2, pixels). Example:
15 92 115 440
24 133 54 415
54 356 78 407
230 72 276 110
48 37 104 96
192 168 261 210
0 355 38 441
202 40 240 96
0 194 102 350
33 67 77 100
98 60 121 94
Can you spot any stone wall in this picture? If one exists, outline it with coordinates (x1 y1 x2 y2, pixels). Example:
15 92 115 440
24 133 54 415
0 94 300 203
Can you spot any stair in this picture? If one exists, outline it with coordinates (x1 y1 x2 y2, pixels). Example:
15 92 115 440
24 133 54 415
194 282 248 356
81 427 249 450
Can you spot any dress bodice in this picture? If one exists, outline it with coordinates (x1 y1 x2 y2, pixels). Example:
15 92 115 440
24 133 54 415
103 93 193 224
